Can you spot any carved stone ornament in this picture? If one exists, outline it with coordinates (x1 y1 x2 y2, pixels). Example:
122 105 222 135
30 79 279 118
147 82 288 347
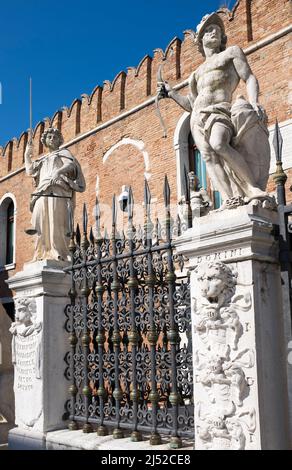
9 297 43 428
10 298 42 339
189 171 212 218
193 262 256 449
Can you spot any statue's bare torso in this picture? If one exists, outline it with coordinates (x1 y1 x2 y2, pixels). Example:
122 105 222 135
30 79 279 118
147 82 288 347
158 15 269 203
190 47 242 116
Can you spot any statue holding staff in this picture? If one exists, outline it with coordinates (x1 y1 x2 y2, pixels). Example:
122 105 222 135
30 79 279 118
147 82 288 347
157 13 271 209
25 127 86 261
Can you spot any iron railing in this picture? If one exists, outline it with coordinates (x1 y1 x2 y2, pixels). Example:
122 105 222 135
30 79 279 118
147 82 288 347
64 177 193 447
273 120 292 328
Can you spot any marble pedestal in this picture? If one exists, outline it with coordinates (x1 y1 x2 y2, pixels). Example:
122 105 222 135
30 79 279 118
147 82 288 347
7 260 71 450
175 204 291 450
0 304 14 444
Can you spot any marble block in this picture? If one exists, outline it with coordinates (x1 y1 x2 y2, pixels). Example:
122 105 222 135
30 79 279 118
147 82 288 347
175 204 291 450
7 260 71 449
0 304 14 444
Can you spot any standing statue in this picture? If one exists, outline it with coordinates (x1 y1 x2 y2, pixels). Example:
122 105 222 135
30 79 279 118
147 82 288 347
158 13 271 209
25 128 86 261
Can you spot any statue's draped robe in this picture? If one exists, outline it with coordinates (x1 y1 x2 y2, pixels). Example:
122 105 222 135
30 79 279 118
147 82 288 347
29 149 85 261
191 97 270 197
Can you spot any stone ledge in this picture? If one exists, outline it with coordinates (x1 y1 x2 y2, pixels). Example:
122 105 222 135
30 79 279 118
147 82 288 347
9 428 46 450
46 429 194 451
175 204 279 264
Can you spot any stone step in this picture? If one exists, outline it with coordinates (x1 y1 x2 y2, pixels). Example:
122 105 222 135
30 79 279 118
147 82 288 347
46 429 194 451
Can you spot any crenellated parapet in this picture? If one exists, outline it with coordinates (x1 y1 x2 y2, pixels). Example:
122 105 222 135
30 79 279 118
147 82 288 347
0 0 290 180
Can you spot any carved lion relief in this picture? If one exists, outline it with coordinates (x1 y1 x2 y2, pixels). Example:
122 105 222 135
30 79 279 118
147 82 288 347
193 262 255 450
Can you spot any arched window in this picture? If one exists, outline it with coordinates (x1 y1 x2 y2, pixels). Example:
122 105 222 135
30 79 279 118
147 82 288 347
0 195 16 268
188 133 222 209
174 112 222 210
6 201 14 265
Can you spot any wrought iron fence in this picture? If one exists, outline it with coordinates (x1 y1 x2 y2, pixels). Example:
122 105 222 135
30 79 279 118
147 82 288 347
273 120 292 328
64 177 193 448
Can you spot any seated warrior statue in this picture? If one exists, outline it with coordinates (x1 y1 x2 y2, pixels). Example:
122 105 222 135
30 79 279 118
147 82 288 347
158 13 271 208
25 128 86 261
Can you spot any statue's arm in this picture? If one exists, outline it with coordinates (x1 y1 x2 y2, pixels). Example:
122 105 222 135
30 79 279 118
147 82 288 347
51 153 76 184
24 143 38 176
158 81 193 113
58 158 75 176
168 88 193 113
188 71 198 106
232 46 262 110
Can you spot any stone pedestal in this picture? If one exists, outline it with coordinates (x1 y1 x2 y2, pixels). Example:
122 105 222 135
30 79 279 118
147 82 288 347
0 304 14 444
7 260 71 450
175 204 291 450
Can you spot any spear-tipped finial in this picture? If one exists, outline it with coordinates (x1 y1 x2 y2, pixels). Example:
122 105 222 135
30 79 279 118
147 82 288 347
272 119 287 206
128 187 134 220
83 203 88 234
144 179 151 214
183 166 192 228
112 195 117 227
273 119 283 163
94 197 101 237
76 224 81 246
89 227 94 245
183 166 190 203
163 175 170 208
176 214 181 237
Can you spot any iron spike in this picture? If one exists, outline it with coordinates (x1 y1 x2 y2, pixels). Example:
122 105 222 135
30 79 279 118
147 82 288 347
156 218 162 240
94 197 101 237
144 179 151 212
163 175 170 208
273 119 283 162
89 227 94 245
112 195 117 227
183 166 190 203
76 224 81 246
83 203 88 234
176 214 181 237
128 187 134 220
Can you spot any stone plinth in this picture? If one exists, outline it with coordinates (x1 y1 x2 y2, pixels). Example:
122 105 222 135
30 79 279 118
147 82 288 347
175 204 291 450
45 430 194 451
7 260 71 450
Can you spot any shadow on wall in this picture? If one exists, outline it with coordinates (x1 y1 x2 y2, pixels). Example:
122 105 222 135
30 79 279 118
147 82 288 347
0 303 15 444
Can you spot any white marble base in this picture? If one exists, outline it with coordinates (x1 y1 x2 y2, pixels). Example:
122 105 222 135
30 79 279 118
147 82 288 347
46 430 194 451
8 427 194 451
7 260 71 448
175 204 291 450
8 427 46 450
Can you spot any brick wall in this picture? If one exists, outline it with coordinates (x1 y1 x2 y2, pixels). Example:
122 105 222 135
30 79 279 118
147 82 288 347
0 0 292 292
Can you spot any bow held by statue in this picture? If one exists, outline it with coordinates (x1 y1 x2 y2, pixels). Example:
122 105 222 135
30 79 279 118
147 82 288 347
155 63 168 138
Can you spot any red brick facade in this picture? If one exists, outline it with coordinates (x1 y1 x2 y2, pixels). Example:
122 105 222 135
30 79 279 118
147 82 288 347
0 0 292 301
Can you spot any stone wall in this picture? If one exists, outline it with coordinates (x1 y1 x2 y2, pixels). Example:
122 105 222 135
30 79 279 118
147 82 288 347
0 0 291 287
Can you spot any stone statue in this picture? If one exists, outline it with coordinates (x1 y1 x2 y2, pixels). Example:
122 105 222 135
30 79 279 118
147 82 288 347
189 171 212 217
158 13 271 209
25 128 86 261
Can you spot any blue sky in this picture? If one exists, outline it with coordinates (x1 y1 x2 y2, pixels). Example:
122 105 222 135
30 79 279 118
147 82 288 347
0 0 235 146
